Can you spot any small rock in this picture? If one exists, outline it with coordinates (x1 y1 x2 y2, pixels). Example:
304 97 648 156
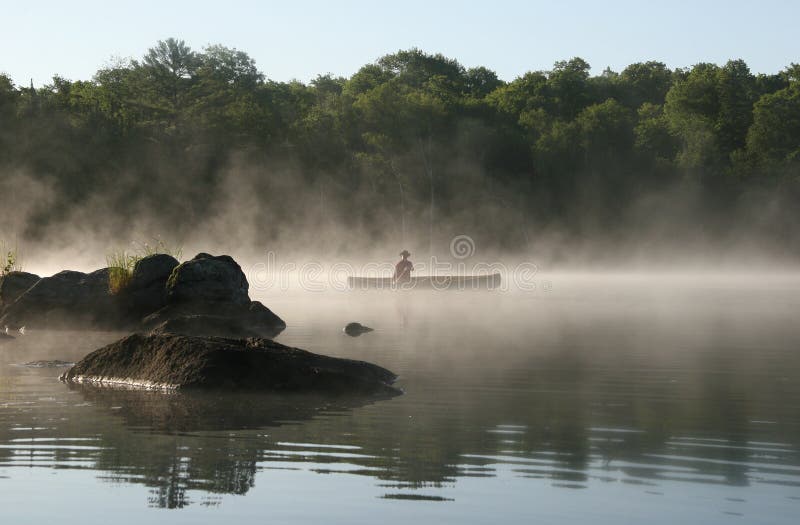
344 322 374 337
20 360 74 368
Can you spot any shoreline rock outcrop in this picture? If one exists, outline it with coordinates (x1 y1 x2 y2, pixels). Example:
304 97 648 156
0 252 285 338
6 252 395 399
167 253 249 305
0 271 41 308
60 332 399 396
0 269 118 329
142 300 285 338
121 254 179 319
148 314 263 339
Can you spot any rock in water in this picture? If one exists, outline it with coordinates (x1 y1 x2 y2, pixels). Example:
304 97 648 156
60 333 400 395
149 314 262 339
0 252 285 337
0 271 41 309
0 269 117 329
123 254 179 317
166 253 249 305
20 360 74 368
142 300 285 338
344 322 374 337
144 253 285 337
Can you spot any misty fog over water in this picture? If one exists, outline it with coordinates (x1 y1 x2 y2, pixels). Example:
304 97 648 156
3 40 800 271
2 276 799 523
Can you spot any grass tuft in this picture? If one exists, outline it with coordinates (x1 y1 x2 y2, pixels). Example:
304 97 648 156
106 250 139 295
106 237 183 295
133 238 183 261
0 240 23 277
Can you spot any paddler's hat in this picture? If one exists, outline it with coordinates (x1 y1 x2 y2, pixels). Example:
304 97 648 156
400 249 411 257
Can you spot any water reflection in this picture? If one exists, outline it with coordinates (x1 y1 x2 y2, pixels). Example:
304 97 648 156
2 361 799 509
58 386 394 508
68 384 393 433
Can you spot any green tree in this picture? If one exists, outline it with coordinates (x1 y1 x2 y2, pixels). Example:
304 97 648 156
141 38 199 128
715 59 756 155
664 63 722 172
190 45 267 141
547 57 592 119
576 98 634 162
746 83 800 164
464 67 504 98
3 41 800 256
618 61 673 108
486 71 550 135
377 48 467 97
634 102 679 168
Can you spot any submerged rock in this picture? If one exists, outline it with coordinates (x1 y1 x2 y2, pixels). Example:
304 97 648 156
344 322 374 337
60 333 400 395
19 360 74 368
0 271 41 308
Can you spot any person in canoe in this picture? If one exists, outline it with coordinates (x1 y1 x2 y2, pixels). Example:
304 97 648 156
394 250 414 284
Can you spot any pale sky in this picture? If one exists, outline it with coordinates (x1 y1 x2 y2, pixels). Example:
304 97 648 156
1 0 798 87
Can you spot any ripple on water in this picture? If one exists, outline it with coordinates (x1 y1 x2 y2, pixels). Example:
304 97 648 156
0 287 799 522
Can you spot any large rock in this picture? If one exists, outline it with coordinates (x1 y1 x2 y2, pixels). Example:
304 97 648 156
0 269 118 329
245 301 287 336
122 254 179 317
0 253 285 336
166 253 249 306
60 333 400 395
0 271 40 309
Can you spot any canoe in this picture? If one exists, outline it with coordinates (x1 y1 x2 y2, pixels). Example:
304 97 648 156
347 273 501 290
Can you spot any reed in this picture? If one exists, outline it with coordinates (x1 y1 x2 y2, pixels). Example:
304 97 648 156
106 250 138 295
133 238 183 261
0 240 23 276
106 237 183 295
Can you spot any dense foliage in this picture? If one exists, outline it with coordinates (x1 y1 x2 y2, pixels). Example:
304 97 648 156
1 39 799 256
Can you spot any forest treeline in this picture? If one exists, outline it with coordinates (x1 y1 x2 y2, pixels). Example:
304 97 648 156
1 39 799 257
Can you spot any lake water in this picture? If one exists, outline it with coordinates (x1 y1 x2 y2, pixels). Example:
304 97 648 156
1 274 800 523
